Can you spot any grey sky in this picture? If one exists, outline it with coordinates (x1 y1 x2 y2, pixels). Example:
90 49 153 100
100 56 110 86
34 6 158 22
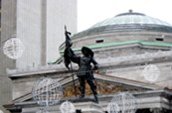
78 0 172 32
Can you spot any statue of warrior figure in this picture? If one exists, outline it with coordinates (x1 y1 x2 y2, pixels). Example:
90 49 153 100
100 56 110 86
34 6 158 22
64 26 99 103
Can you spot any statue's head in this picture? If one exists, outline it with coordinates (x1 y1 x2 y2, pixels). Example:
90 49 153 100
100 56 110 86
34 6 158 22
81 46 94 57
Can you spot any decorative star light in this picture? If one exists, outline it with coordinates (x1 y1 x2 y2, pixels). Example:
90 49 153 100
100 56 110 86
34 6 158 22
142 64 160 83
3 38 25 59
32 77 63 106
107 102 120 113
108 92 137 113
60 101 76 113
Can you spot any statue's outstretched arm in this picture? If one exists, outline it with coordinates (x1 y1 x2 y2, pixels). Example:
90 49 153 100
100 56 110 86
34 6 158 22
64 47 80 65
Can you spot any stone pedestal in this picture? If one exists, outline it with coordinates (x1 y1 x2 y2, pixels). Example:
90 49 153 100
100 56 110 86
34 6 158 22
22 100 104 113
74 101 104 113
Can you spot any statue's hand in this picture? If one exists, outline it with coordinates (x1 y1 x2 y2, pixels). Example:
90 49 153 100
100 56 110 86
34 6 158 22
94 70 99 73
93 64 99 70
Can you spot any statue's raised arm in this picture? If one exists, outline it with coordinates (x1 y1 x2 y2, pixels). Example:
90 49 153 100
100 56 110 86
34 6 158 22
64 25 72 48
64 26 80 70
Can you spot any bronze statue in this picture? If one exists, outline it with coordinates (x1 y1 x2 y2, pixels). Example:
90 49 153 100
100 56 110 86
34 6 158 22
64 26 99 103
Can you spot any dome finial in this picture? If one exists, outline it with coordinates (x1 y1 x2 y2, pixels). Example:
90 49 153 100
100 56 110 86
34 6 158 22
129 9 133 13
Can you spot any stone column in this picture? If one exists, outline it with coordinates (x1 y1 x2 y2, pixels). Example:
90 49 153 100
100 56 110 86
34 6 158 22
40 0 47 65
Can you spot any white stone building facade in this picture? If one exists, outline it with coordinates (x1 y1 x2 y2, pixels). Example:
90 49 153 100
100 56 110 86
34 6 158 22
0 0 77 108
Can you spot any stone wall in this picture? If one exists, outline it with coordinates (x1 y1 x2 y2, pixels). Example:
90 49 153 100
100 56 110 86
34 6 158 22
105 62 172 89
72 31 172 49
0 0 17 75
0 76 12 105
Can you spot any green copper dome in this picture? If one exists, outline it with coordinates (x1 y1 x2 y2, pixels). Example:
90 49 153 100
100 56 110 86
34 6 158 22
59 10 172 53
92 10 172 28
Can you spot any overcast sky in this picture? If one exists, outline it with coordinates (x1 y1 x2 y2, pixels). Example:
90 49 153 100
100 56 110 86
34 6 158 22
77 0 172 32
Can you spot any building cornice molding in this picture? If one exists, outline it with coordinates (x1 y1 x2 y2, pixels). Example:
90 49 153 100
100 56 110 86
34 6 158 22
8 49 172 78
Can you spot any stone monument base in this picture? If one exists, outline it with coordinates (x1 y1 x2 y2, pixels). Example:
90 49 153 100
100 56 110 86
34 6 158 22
74 101 103 113
21 99 104 113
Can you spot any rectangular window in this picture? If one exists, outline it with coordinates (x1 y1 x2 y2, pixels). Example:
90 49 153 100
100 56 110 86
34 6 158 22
156 38 164 41
96 39 104 43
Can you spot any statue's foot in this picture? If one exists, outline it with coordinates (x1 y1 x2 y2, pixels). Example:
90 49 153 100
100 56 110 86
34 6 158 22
79 95 85 99
94 95 99 103
94 100 99 103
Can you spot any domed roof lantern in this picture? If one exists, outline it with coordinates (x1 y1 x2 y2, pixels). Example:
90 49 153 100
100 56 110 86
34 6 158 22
116 9 145 17
129 9 133 13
